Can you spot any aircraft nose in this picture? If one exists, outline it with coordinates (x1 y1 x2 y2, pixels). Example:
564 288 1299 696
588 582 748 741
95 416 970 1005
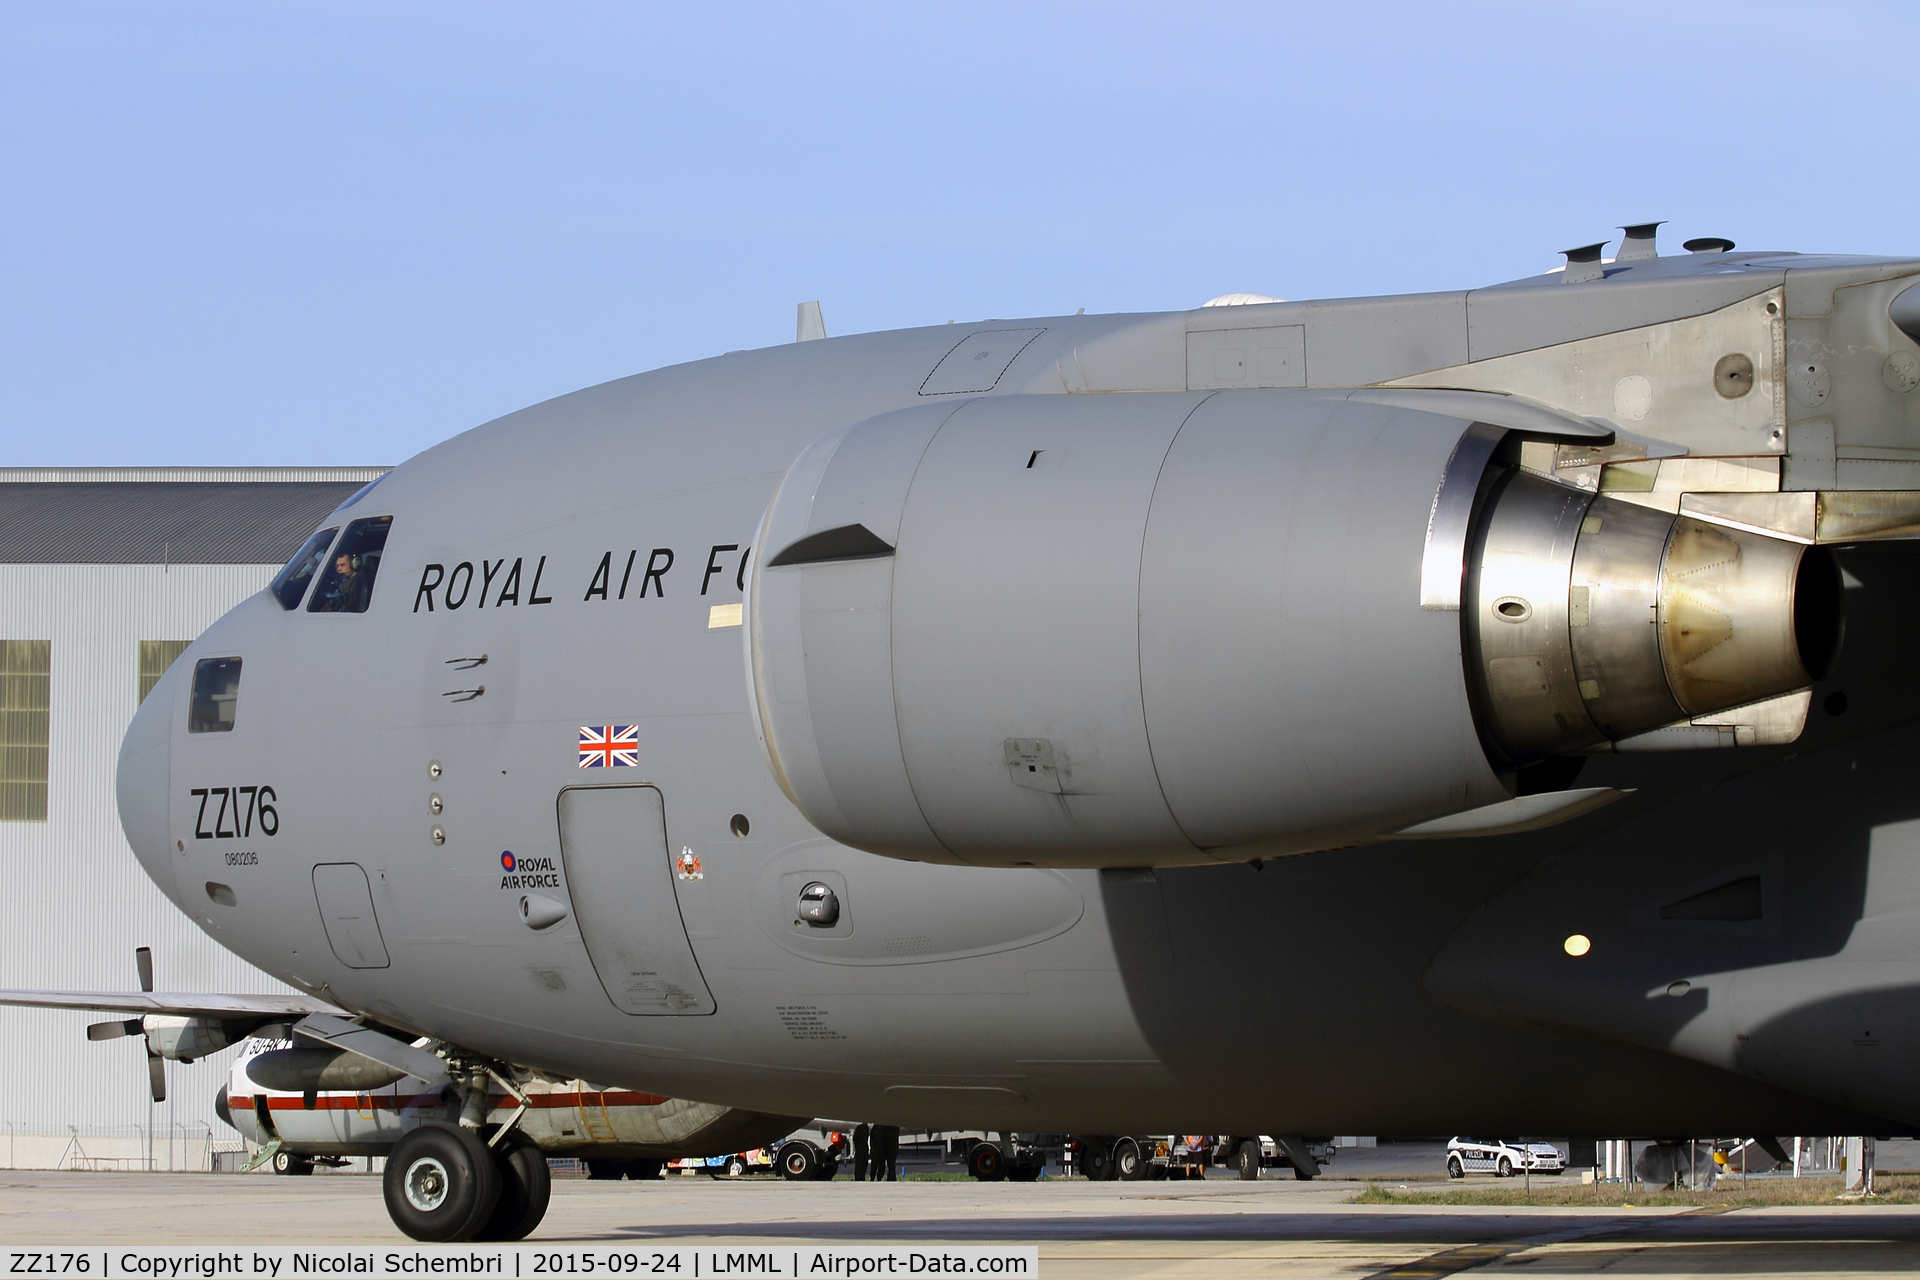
117 660 183 908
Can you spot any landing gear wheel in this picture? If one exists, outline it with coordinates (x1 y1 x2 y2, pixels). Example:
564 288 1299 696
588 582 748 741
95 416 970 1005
967 1142 1006 1182
1447 1156 1464 1180
1235 1140 1260 1181
273 1150 313 1176
586 1159 623 1180
1115 1139 1147 1181
1497 1157 1513 1178
778 1142 819 1181
1081 1141 1114 1182
383 1122 502 1243
1008 1159 1041 1183
475 1130 550 1242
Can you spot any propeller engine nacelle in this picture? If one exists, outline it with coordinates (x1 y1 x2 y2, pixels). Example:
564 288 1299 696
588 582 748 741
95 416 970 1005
138 1015 240 1063
747 391 1839 868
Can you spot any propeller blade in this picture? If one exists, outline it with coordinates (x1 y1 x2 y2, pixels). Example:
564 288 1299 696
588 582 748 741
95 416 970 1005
86 1019 141 1042
146 1050 167 1103
135 947 154 994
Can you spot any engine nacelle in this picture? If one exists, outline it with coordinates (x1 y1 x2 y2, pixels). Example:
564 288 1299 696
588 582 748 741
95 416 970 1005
1465 470 1841 765
143 1015 240 1063
747 390 1839 868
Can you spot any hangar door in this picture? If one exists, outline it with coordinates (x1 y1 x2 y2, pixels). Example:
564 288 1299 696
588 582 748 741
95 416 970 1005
557 785 714 1015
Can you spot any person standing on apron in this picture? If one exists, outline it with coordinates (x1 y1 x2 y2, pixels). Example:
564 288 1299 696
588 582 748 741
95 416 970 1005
873 1125 900 1181
852 1123 871 1182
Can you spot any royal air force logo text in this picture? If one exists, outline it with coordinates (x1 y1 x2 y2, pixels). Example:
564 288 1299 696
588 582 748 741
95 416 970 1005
500 850 560 890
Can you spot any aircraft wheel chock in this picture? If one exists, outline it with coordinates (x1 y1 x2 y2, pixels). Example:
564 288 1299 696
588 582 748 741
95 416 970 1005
383 1122 502 1242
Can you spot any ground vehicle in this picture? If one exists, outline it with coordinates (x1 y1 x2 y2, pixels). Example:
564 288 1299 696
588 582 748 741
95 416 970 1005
1208 1135 1336 1181
1445 1137 1566 1178
1066 1134 1329 1181
951 1133 1046 1181
670 1149 773 1177
771 1127 847 1180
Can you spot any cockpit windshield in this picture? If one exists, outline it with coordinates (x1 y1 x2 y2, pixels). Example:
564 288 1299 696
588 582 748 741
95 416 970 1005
269 527 338 610
307 516 393 614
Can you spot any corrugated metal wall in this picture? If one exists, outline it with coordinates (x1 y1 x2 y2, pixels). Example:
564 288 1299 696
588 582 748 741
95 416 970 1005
0 564 283 1144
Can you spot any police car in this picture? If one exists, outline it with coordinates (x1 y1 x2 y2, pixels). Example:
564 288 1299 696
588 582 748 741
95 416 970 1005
1445 1137 1567 1178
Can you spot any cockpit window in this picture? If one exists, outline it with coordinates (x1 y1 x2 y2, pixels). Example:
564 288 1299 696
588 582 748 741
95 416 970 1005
189 657 242 734
269 527 339 610
307 516 393 614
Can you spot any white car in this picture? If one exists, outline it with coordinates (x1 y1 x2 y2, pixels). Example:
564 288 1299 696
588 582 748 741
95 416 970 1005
1445 1137 1566 1178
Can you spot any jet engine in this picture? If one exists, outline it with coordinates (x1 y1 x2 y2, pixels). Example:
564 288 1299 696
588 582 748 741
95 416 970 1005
747 389 1839 868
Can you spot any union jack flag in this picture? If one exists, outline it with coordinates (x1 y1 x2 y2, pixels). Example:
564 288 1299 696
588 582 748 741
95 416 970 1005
578 725 639 768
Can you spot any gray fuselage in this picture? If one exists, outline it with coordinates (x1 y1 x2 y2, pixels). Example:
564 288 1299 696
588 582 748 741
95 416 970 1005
118 246 1920 1138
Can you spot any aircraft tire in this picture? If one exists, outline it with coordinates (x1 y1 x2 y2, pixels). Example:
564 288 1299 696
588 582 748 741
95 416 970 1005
1235 1140 1260 1181
383 1122 502 1243
1007 1160 1041 1183
967 1142 1005 1182
273 1151 313 1176
1080 1139 1114 1181
1115 1139 1147 1181
476 1131 551 1242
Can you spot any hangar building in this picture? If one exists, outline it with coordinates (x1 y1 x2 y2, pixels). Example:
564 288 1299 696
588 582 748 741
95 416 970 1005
0 467 385 1168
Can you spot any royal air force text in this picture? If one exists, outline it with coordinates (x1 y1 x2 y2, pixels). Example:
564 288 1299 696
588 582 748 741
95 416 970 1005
412 547 749 613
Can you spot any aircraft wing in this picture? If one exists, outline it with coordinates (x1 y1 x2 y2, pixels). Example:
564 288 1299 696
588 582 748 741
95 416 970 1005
0 990 345 1019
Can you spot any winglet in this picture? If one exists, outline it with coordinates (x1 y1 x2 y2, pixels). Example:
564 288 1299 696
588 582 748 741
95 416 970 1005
797 301 827 342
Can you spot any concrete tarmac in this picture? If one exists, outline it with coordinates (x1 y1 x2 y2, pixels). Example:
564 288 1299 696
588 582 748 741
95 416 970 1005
4 1170 1919 1277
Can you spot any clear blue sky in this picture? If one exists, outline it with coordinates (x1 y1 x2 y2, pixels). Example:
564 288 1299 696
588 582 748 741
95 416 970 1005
0 2 1909 466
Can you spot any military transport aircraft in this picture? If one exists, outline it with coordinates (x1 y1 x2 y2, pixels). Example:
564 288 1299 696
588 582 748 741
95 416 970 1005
9 224 1920 1241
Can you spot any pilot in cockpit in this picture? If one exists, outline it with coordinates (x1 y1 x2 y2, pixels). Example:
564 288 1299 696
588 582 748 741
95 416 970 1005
313 551 371 613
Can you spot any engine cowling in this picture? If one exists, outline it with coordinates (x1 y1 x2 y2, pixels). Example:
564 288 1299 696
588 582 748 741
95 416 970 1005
1465 470 1841 765
747 390 1838 868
